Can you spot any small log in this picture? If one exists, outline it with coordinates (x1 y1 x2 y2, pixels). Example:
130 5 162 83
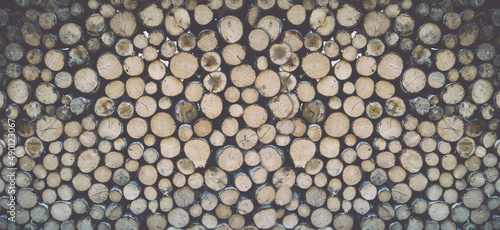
222 43 246 66
302 52 330 79
257 16 281 42
363 11 390 37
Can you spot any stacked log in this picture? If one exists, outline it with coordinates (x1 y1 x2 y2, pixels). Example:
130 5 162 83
0 0 499 229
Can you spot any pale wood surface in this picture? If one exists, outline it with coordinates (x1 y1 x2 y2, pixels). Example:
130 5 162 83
1 0 499 229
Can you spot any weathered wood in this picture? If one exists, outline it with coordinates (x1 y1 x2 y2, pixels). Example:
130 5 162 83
2 1 500 229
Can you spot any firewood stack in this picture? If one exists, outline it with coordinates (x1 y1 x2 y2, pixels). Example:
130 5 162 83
0 0 500 229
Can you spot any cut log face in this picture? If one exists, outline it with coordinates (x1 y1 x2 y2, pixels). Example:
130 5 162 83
3 0 500 229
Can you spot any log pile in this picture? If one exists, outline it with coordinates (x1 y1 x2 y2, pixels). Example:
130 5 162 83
0 0 500 229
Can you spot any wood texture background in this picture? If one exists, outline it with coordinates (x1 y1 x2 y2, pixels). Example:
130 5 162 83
0 0 500 229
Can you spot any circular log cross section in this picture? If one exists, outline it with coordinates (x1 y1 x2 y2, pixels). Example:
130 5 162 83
1 0 499 229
